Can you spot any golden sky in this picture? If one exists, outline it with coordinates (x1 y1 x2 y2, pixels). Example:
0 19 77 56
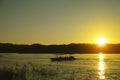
0 0 120 44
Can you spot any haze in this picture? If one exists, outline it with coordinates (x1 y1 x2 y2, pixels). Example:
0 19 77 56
0 0 120 44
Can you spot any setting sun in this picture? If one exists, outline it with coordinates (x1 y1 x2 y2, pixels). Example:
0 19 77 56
96 37 107 46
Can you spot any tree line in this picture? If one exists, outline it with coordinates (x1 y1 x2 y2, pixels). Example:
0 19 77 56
0 43 120 53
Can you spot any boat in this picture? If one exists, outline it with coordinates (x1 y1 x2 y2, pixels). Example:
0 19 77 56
50 56 76 61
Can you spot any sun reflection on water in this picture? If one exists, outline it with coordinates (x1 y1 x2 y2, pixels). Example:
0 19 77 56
98 53 105 80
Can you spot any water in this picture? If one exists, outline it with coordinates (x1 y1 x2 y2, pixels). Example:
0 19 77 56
0 53 120 80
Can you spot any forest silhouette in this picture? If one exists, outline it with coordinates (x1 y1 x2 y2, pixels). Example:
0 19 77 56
0 43 120 53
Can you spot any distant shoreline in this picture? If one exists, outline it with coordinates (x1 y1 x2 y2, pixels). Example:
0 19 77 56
0 52 120 53
0 43 120 53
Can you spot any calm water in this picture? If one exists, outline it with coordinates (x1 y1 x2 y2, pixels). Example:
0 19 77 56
0 53 120 80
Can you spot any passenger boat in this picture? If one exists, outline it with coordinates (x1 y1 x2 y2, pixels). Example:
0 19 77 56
50 56 76 61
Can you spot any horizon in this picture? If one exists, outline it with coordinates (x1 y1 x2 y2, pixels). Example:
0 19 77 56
1 42 120 45
1 0 120 44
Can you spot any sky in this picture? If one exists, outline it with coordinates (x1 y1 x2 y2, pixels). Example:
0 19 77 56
0 0 120 44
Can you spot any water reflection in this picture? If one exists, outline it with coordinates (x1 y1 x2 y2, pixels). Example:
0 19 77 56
98 53 105 79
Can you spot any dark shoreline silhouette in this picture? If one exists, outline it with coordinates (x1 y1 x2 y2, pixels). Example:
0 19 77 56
0 43 120 53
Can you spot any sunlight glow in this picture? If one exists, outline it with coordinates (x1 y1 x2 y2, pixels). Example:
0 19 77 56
99 53 104 60
96 37 106 46
98 53 105 80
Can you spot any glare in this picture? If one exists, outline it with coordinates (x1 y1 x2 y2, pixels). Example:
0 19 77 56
99 61 104 71
98 53 105 80
96 37 106 46
99 53 104 60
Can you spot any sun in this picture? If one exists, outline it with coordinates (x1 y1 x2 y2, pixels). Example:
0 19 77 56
96 37 106 46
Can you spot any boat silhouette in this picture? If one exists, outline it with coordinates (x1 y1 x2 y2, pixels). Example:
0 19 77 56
50 56 76 61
